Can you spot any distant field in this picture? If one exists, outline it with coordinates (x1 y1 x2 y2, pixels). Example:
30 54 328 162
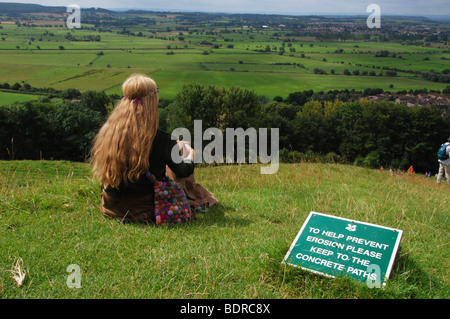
142 71 442 100
0 91 41 105
0 20 449 99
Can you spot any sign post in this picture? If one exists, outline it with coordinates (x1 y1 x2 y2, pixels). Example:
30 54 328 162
283 212 403 287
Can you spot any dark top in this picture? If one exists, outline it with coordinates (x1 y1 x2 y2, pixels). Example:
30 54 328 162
104 129 194 197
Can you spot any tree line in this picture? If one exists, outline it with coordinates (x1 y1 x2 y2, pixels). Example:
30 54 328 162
0 91 111 162
1 84 449 173
161 83 450 173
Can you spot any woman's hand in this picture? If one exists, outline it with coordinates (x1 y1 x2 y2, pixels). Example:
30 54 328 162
178 140 195 161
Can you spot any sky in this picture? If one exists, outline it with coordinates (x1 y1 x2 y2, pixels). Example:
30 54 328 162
1 0 449 16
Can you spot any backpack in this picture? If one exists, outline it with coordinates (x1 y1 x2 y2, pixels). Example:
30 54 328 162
437 144 449 160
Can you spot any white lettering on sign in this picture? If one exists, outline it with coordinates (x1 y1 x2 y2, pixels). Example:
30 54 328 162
345 245 383 259
300 225 391 280
346 266 377 279
352 256 370 266
306 236 345 249
337 252 349 261
322 230 344 239
295 253 345 271
345 235 389 250
310 246 334 256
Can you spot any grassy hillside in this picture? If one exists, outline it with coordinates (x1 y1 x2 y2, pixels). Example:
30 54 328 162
0 160 448 298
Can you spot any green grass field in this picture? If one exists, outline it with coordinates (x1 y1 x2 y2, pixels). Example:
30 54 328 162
1 22 449 99
0 160 448 298
0 91 41 105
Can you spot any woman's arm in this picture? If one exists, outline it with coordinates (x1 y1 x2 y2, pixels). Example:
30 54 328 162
165 138 195 178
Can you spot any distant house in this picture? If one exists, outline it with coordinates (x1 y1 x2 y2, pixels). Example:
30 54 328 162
434 94 450 107
395 95 417 107
416 93 450 107
369 94 389 102
353 93 363 101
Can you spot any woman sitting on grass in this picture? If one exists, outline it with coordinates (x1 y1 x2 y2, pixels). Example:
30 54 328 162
90 74 217 223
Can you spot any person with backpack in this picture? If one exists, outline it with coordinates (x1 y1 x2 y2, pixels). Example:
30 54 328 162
437 137 450 185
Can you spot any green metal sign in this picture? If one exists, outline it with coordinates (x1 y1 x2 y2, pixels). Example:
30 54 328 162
283 212 403 287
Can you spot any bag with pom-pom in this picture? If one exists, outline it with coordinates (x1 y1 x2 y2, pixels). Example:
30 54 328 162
146 170 193 225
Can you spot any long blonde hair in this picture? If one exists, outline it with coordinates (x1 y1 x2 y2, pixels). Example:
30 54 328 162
90 74 159 188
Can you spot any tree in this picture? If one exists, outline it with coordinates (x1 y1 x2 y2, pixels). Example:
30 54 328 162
313 68 327 74
48 102 105 161
79 91 111 116
375 50 389 57
334 102 365 161
405 106 446 171
285 91 307 106
164 83 262 134
260 101 300 150
62 88 81 100
385 70 397 77
165 83 225 133
0 102 53 160
273 96 283 102
222 86 262 129
293 100 341 155
11 83 22 90
443 85 450 96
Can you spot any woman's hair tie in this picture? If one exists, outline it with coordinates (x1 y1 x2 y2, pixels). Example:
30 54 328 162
122 88 159 105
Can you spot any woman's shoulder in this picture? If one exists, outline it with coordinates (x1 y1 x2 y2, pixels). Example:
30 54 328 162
151 129 177 153
155 129 172 140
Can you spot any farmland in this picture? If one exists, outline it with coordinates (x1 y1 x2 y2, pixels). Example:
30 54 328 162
0 90 42 104
0 7 449 102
